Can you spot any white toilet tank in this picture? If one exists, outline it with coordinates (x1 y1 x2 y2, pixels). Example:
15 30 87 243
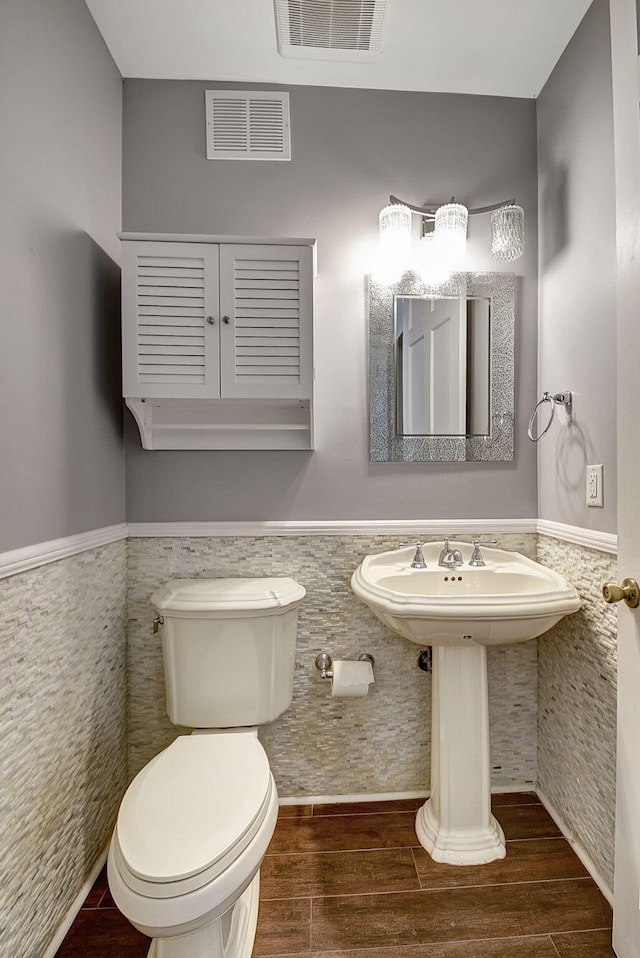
150 577 306 728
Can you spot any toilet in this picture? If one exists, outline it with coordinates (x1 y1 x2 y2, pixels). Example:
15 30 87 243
107 576 306 958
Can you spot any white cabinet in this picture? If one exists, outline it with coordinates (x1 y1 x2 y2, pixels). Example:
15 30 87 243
120 234 315 449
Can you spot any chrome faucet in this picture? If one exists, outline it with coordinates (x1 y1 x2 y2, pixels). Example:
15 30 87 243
468 538 498 567
438 537 463 569
410 542 427 569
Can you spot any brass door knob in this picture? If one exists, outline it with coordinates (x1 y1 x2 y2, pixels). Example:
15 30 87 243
602 578 640 608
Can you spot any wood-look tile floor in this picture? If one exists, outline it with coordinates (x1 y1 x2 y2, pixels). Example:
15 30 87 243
55 794 616 958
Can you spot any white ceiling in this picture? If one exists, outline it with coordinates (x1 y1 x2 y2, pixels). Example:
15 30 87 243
84 0 593 99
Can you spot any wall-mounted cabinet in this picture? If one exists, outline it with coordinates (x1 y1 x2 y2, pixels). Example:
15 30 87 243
120 233 315 449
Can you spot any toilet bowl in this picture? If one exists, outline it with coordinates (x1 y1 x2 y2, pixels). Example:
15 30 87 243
107 577 305 958
108 730 278 957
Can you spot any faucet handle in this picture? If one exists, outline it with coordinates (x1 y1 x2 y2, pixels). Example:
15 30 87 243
410 542 427 569
469 538 498 568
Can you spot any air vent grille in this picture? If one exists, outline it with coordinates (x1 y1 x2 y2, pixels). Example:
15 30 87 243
274 0 388 59
206 91 291 161
136 255 206 384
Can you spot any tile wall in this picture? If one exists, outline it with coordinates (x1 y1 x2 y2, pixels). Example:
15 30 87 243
537 536 618 889
0 541 128 958
127 532 538 795
0 529 618 956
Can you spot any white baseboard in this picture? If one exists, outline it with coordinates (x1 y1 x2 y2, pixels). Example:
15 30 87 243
279 789 429 806
279 784 535 806
536 788 614 906
42 847 109 958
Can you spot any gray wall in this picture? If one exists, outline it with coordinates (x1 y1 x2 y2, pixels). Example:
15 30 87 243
0 0 125 552
0 3 128 954
535 0 619 892
122 81 539 522
537 0 617 532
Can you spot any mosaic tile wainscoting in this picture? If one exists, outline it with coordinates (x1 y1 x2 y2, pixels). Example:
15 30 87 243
537 535 617 890
0 541 128 958
127 532 538 796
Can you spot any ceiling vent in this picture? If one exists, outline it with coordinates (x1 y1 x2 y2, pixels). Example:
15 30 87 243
205 91 291 161
273 0 388 61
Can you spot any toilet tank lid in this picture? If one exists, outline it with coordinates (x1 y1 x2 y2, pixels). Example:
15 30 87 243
151 577 306 613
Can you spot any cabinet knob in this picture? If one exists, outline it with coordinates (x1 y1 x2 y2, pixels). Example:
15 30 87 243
602 578 640 608
206 315 216 325
222 315 231 324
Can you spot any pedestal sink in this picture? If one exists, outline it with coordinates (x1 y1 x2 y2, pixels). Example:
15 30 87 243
351 541 580 865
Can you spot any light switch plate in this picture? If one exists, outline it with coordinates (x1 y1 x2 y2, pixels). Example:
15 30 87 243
586 464 604 507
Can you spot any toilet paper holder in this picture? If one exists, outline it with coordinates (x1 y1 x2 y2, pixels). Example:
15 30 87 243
315 652 375 679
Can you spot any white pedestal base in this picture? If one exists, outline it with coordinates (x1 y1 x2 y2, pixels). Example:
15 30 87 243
147 871 260 958
416 643 506 866
416 798 506 865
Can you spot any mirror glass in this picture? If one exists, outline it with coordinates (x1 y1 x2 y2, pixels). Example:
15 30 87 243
369 271 515 462
395 295 490 437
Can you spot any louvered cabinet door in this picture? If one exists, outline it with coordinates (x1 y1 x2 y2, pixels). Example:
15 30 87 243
122 241 221 399
218 245 313 400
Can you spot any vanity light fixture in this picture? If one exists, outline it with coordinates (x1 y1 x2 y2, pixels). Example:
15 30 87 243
377 202 413 283
376 195 525 283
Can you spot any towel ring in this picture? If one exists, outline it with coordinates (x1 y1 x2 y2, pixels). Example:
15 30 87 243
527 391 572 442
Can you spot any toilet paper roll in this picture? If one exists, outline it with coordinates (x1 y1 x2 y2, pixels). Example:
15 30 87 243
331 659 375 698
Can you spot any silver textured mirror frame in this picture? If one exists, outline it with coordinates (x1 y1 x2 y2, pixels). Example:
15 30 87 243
368 271 515 462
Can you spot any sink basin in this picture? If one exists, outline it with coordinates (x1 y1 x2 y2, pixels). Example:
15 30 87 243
351 542 581 646
350 541 581 866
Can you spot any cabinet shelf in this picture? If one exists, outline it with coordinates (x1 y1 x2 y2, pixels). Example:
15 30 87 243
155 423 309 431
126 398 313 450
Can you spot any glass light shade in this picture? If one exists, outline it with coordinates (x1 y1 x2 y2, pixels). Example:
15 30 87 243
434 203 468 265
379 203 413 280
416 233 451 287
491 204 525 262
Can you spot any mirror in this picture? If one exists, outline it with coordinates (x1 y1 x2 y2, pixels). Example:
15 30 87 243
395 295 490 437
369 272 515 462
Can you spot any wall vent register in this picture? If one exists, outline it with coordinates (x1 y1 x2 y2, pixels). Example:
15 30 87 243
121 233 315 450
205 91 291 161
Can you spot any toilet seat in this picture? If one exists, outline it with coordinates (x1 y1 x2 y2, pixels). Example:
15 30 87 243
114 732 273 898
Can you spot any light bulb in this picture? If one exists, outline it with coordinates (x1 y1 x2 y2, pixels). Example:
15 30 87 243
434 203 468 266
378 203 412 281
